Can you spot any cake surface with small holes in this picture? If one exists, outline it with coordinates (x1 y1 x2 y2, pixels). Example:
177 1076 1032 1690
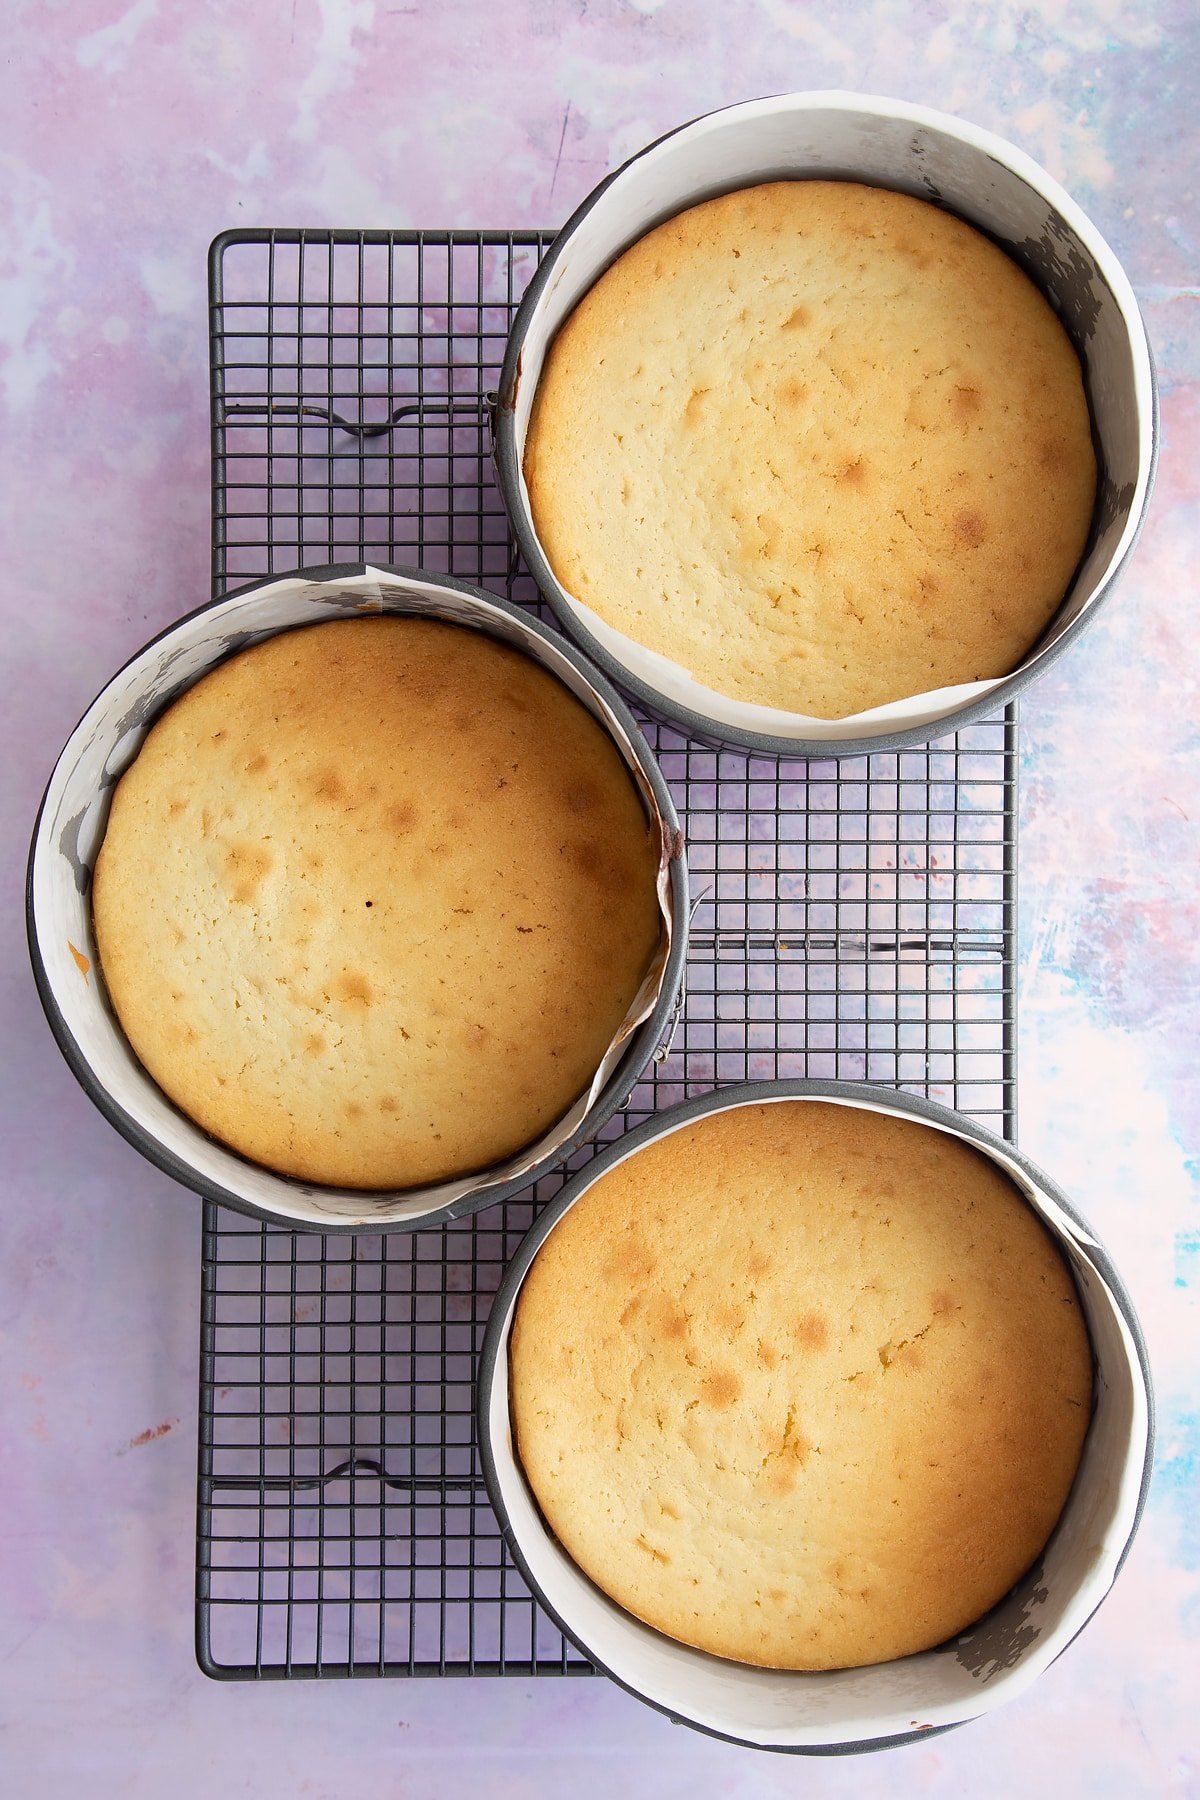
92 615 664 1188
509 1100 1092 1670
523 180 1097 718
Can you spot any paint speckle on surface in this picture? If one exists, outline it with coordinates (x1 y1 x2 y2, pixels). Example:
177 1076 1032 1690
2 2 1199 1795
118 1418 179 1455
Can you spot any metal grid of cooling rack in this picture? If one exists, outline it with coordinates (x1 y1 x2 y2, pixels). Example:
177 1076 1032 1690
197 228 1017 1679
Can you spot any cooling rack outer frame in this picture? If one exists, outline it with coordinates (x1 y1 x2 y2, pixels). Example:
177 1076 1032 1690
196 224 1022 1689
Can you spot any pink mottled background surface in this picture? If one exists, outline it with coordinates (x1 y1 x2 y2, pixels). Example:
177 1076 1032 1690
2 3 1197 1794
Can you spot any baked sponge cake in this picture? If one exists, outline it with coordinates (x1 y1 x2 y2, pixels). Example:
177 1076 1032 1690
524 181 1097 718
509 1101 1092 1670
92 616 663 1189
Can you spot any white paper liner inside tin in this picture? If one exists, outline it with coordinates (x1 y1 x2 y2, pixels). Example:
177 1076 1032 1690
31 568 678 1228
505 92 1155 742
485 1091 1150 1748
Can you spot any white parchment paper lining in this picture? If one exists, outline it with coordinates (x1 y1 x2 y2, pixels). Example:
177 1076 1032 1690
485 1090 1150 1747
504 90 1155 741
31 568 679 1228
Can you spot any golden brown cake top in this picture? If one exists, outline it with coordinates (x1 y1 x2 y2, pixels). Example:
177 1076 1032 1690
524 181 1096 718
510 1100 1092 1669
92 616 664 1189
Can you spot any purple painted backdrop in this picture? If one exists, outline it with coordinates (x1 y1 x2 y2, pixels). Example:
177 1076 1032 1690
2 2 1197 1794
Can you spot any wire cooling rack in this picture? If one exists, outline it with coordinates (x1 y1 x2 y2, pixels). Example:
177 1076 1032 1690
197 229 1017 1679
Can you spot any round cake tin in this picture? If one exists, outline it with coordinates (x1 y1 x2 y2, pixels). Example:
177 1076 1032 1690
494 91 1157 757
478 1079 1153 1754
28 563 689 1232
